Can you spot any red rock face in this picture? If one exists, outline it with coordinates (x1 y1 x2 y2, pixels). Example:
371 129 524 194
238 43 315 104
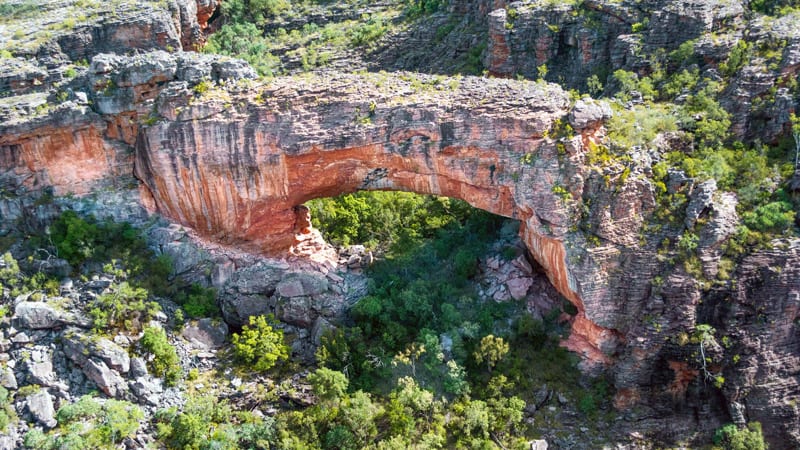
0 122 123 196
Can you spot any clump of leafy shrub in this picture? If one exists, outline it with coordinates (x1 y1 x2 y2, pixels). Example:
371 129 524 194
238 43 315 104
306 192 475 252
89 282 161 332
141 326 182 386
231 315 289 372
23 396 143 449
175 284 219 318
0 386 15 432
156 395 275 450
712 422 767 450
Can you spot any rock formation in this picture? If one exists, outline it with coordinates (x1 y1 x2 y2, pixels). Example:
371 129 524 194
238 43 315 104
1 0 799 447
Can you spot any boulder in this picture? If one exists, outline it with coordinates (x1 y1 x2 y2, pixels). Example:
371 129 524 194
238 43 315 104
129 376 163 406
507 277 534 300
181 318 228 349
14 302 65 329
24 348 55 385
0 366 17 389
685 179 717 229
129 357 148 379
568 99 613 130
25 389 57 428
163 241 207 275
530 439 548 450
83 358 128 398
63 331 130 374
311 317 335 346
278 296 316 328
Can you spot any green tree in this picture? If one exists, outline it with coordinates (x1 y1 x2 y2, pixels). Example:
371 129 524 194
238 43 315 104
473 335 509 372
341 391 384 446
231 315 289 372
25 396 143 449
0 252 20 287
308 367 349 403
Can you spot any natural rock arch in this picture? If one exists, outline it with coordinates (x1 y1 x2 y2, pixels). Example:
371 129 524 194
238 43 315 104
133 71 627 365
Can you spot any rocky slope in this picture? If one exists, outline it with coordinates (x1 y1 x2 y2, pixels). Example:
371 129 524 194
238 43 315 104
0 0 798 448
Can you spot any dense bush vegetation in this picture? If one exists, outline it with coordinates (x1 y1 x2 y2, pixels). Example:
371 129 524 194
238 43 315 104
0 386 15 432
307 191 476 251
603 65 799 256
24 396 143 449
712 422 768 450
155 395 275 450
299 192 602 447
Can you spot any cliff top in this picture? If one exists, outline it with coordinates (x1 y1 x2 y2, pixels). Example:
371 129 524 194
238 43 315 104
0 0 174 56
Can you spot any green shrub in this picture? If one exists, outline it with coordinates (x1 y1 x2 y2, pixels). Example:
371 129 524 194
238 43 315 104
404 0 444 19
156 395 275 450
231 315 289 372
51 210 100 266
89 282 160 332
204 23 281 76
141 326 182 386
742 201 795 233
0 386 15 432
713 422 767 450
0 252 20 287
308 368 349 403
175 284 219 318
24 396 142 449
349 15 388 47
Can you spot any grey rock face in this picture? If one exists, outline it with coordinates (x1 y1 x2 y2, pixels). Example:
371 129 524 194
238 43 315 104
0 366 17 390
276 273 329 298
62 330 130 397
129 377 164 406
23 347 55 386
82 358 128 398
568 99 613 130
129 357 149 379
63 331 130 374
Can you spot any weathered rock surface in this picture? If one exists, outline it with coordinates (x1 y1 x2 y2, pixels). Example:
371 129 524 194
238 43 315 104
13 302 67 330
62 330 130 397
24 389 57 429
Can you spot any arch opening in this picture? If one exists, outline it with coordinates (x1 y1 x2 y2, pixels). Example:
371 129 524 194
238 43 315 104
294 190 589 397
